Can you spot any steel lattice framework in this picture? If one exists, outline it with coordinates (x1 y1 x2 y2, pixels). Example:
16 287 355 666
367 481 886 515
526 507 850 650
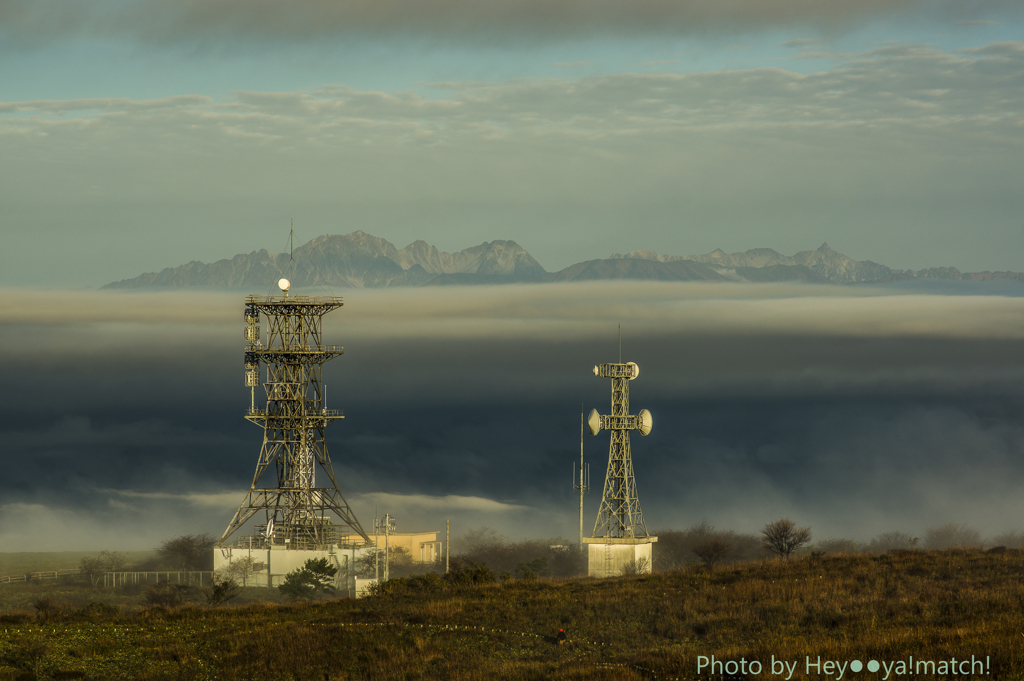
219 294 370 550
588 361 653 539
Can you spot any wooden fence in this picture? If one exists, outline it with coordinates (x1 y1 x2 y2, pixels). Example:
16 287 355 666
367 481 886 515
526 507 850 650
0 569 82 584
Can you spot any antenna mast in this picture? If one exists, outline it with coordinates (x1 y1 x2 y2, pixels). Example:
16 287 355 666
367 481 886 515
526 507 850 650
574 404 589 547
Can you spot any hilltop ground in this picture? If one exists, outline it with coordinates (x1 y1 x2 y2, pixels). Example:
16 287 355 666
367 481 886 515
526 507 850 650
1 549 1022 680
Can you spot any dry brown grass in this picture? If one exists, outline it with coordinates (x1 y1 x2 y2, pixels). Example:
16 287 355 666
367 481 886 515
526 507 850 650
1 549 1022 680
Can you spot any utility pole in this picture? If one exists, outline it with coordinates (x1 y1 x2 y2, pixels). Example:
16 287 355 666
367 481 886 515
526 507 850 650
385 513 395 581
375 512 395 581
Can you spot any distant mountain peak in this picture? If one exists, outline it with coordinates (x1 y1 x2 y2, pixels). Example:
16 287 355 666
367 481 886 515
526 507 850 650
103 233 546 289
100 234 1024 290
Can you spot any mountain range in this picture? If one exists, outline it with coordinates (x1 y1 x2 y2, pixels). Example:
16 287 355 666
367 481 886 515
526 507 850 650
102 232 1024 289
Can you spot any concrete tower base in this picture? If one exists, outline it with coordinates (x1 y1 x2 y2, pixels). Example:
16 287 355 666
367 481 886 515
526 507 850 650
582 537 657 578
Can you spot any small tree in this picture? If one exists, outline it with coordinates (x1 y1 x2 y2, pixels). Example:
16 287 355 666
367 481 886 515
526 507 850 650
761 518 812 559
278 558 338 600
693 538 730 569
225 556 263 586
355 548 385 579
203 579 242 605
79 550 131 586
925 523 982 550
79 557 105 587
157 534 216 571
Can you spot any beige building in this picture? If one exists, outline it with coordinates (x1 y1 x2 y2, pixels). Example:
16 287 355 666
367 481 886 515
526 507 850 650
370 531 442 564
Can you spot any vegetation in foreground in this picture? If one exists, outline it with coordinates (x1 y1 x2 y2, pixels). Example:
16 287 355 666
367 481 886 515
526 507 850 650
1 549 1023 680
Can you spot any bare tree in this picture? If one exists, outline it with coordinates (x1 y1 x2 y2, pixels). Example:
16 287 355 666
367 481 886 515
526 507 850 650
225 556 263 586
693 538 730 569
761 518 812 559
925 523 982 550
991 531 1024 549
79 550 131 586
157 534 216 571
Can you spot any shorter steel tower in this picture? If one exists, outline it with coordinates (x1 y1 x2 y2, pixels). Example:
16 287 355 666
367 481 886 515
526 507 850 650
587 361 653 538
582 336 656 576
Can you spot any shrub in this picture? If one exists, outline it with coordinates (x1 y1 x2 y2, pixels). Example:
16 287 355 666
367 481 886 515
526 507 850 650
144 581 197 608
991 531 1024 548
203 579 243 605
867 531 918 553
816 538 862 554
620 557 651 576
925 523 983 550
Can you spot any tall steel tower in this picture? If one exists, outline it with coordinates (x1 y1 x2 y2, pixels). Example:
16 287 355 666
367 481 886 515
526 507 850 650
586 359 653 539
219 273 369 550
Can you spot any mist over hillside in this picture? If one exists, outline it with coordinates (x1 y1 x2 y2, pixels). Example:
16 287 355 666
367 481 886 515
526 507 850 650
102 234 1024 290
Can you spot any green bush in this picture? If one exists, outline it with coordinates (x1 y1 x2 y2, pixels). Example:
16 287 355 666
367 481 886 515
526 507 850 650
278 558 338 600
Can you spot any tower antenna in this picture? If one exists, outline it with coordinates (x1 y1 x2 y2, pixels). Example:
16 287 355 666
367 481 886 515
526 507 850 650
288 218 294 298
582 329 656 577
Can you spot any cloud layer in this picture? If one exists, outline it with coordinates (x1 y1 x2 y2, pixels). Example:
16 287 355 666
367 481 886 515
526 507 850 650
3 41 1023 285
3 284 1024 549
2 0 1014 45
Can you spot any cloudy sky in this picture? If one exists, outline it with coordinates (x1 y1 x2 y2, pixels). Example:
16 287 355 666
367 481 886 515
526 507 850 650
3 1 1024 554
2 0 1023 288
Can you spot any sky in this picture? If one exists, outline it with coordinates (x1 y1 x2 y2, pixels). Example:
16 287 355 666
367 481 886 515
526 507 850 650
1 0 1023 288
2 1 1024 555
3 282 1024 551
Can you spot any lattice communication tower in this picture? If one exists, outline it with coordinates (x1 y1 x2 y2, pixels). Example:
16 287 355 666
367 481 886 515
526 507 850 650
587 358 653 539
219 279 369 550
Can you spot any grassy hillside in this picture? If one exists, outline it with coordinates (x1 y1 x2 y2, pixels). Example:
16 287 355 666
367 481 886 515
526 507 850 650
1 549 1022 680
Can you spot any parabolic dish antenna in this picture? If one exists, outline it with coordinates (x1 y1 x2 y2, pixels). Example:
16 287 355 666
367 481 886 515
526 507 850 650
278 278 291 292
626 362 639 380
588 408 602 436
638 408 652 436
